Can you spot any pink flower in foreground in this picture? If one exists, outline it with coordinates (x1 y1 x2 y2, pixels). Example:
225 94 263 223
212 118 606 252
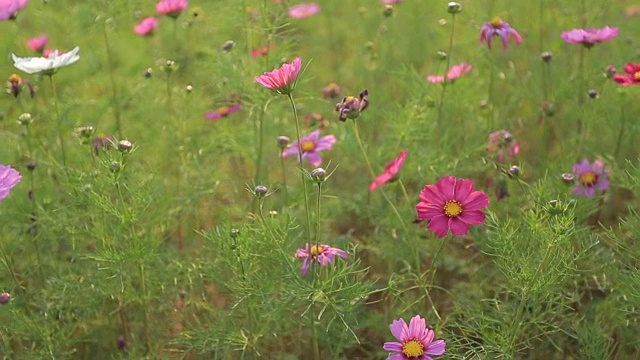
427 63 472 84
288 3 320 19
0 164 22 202
0 0 19 21
480 17 523 49
204 105 241 121
282 130 335 167
255 57 302 95
381 0 404 4
27 34 48 53
383 315 446 360
613 63 640 86
295 243 347 277
416 176 489 238
156 0 188 18
488 130 520 163
335 90 369 121
561 27 618 48
370 151 408 192
572 159 609 198
134 17 159 36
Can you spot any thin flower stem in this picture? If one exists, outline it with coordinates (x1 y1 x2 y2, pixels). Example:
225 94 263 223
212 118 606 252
24 124 44 285
351 120 407 231
310 315 321 360
424 236 449 320
49 75 68 173
103 23 123 139
139 264 150 354
287 94 312 242
614 101 626 160
487 51 496 132
398 179 411 204
279 152 289 207
436 13 456 141
254 105 266 183
0 242 26 302
313 182 322 282
577 46 587 154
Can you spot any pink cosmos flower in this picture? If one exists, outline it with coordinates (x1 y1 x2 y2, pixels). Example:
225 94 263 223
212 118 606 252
561 27 618 48
336 90 369 121
204 105 242 121
381 0 405 4
427 63 472 84
27 35 48 53
488 130 520 163
156 0 188 18
383 315 446 359
0 164 22 202
295 243 347 277
288 3 320 19
282 130 336 167
572 159 609 198
613 63 640 86
369 150 408 192
416 176 490 238
0 0 19 21
251 46 274 58
255 57 302 95
480 17 523 49
134 17 159 36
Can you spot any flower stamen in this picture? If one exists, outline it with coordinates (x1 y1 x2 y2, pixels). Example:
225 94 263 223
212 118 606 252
579 171 598 187
301 141 316 152
402 339 425 357
443 200 463 218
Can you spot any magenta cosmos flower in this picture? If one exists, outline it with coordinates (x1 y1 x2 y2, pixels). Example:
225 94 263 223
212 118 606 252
561 27 618 48
416 176 489 238
613 63 640 86
295 243 347 277
156 0 188 18
370 150 408 192
0 165 22 202
488 130 520 164
255 57 302 95
336 90 369 121
480 17 523 49
288 3 320 19
572 159 609 198
204 105 241 121
383 315 446 360
282 130 336 167
0 0 19 21
427 63 472 84
381 0 405 4
27 34 48 52
134 17 159 36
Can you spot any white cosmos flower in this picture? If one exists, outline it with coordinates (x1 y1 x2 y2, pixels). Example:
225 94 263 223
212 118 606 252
11 46 80 75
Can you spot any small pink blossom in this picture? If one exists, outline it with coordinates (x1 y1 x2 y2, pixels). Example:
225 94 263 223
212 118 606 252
381 0 404 4
383 315 446 359
369 151 408 192
488 130 520 163
427 63 472 84
255 57 302 95
0 164 22 202
480 17 522 49
561 27 618 48
204 105 242 121
295 243 347 277
572 159 609 198
288 3 320 19
134 17 159 36
0 0 19 21
282 130 335 167
613 63 640 86
156 0 188 18
416 176 489 238
27 34 48 53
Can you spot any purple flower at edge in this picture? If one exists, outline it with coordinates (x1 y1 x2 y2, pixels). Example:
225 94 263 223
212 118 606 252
204 105 242 121
479 17 523 50
0 164 22 202
572 159 609 198
383 315 446 359
561 27 618 48
282 130 336 167
295 243 347 277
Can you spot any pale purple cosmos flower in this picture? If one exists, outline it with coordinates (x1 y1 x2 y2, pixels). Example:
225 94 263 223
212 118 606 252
204 105 241 121
572 159 609 198
295 243 347 277
282 130 336 167
27 35 48 52
0 0 19 21
561 27 618 48
427 63 472 83
383 315 446 359
255 57 302 95
0 165 22 202
288 3 320 19
134 17 159 36
480 17 523 49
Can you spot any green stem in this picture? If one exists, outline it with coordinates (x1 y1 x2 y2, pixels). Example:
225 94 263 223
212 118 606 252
279 151 289 208
287 94 312 241
487 51 495 131
310 314 321 360
254 105 266 183
313 182 322 282
614 102 626 160
435 13 456 141
139 264 150 353
49 75 68 173
425 236 449 320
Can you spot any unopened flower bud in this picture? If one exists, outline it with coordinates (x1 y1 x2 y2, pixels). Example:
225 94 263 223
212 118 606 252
277 136 290 148
365 41 374 51
117 335 127 351
27 161 36 171
437 51 448 60
0 292 10 304
75 126 95 139
254 185 268 197
561 173 575 184
549 199 558 207
383 4 393 17
605 65 616 78
186 85 193 93
230 228 240 238
118 140 133 152
144 68 153 78
178 289 187 299
588 89 599 99
222 40 235 51
110 162 121 172
508 165 520 177
447 2 462 13
541 52 553 62
311 168 326 182
17 113 33 126
161 60 178 73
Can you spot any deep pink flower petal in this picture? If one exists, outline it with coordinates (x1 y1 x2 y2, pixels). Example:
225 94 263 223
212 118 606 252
427 75 445 84
426 339 447 355
419 184 446 205
436 176 456 200
453 178 475 203
382 341 403 352
385 354 406 360
427 214 451 238
462 191 489 211
458 210 486 226
314 134 336 151
370 172 392 191
449 217 469 236
416 203 444 221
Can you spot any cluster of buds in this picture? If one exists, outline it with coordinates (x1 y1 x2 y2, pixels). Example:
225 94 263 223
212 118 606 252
160 60 178 74
75 126 95 144
335 90 369 121
488 130 520 164
7 74 35 98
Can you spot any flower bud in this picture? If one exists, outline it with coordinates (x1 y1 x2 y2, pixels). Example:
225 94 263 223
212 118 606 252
541 52 553 62
437 51 448 60
276 136 290 149
588 89 599 99
144 68 153 78
178 289 187 299
17 113 33 126
27 161 36 171
110 162 121 172
254 185 268 197
508 165 520 177
383 4 393 17
311 167 326 182
161 60 178 73
117 335 127 351
186 84 193 93
222 40 235 52
561 173 575 184
75 126 95 139
447 2 462 14
230 228 240 238
0 292 10 304
118 140 133 152
605 65 616 78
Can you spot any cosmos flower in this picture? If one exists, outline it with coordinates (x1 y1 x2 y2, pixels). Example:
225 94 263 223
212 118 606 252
134 17 159 36
27 34 48 53
295 243 347 277
255 57 302 95
92 134 115 156
156 0 188 18
479 17 523 49
487 130 520 163
251 46 274 58
0 164 22 203
383 315 446 360
204 105 242 121
322 82 341 99
12 46 80 75
369 150 408 192
336 90 369 121
381 0 405 4
416 176 489 238
561 27 618 48
426 63 472 84
572 159 609 198
613 63 640 86
282 130 336 167
0 0 28 21
288 3 320 19
7 73 34 98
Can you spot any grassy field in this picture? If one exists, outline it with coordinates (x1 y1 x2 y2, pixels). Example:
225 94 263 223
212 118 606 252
2 0 640 359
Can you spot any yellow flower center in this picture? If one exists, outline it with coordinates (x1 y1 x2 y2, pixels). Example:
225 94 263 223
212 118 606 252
217 106 230 116
490 17 503 28
8 74 22 85
634 71 640 80
301 141 316 152
444 200 463 218
309 245 321 256
579 171 598 187
402 339 424 358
